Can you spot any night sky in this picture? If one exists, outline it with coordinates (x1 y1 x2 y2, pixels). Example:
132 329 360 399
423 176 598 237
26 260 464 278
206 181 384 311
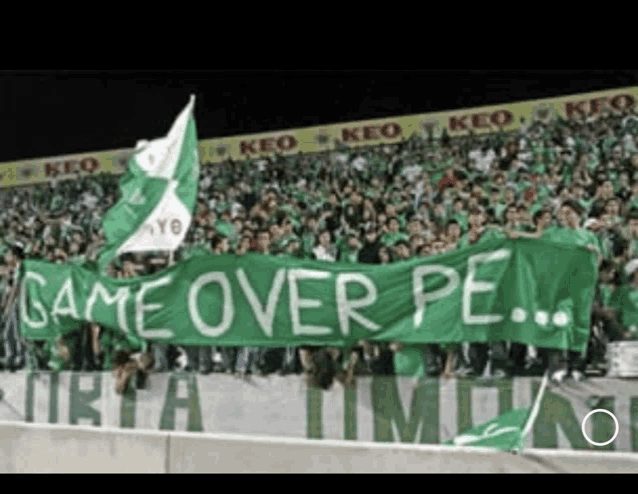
1 70 637 163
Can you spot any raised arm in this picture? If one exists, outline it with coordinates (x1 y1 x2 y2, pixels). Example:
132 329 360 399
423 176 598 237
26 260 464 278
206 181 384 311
33 206 64 226
586 243 603 265
3 276 19 318
506 229 542 239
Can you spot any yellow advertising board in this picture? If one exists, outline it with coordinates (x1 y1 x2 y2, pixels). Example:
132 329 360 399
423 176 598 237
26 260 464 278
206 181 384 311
1 86 637 188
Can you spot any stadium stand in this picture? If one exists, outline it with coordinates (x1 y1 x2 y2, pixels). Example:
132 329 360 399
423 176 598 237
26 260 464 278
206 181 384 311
4 89 638 392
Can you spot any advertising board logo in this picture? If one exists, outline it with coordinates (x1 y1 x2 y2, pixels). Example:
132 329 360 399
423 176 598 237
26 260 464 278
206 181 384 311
0 169 17 184
420 119 440 133
532 103 557 123
115 152 133 172
314 131 330 146
18 164 38 181
216 144 229 157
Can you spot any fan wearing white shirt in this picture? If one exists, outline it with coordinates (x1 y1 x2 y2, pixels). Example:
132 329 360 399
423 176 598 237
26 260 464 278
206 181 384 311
313 230 337 262
469 145 496 174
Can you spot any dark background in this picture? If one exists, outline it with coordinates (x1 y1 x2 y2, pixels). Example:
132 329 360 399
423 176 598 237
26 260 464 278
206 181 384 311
2 70 637 163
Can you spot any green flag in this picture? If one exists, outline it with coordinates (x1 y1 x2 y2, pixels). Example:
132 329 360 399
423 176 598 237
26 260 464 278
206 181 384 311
20 238 596 351
445 372 549 452
97 96 200 273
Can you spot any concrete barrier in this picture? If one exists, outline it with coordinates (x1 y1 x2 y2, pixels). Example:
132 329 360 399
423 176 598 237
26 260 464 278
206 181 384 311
1 421 638 472
165 432 638 473
3 372 638 453
0 422 167 473
166 432 536 473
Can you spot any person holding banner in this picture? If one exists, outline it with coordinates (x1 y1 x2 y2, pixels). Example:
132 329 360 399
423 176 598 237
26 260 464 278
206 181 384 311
454 207 510 378
511 200 601 382
506 208 553 375
206 234 237 375
236 229 283 378
299 345 359 390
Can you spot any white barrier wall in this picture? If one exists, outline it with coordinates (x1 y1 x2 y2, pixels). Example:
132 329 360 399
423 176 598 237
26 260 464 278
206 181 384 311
0 422 167 473
1 422 638 473
1 373 637 452
0 373 635 450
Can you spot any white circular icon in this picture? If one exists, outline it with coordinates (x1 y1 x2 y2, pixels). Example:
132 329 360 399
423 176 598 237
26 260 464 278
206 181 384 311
581 409 619 447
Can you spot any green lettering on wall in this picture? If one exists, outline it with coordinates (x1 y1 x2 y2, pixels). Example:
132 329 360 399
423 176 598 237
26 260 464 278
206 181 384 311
70 374 101 426
533 379 589 450
49 372 58 424
344 386 357 440
26 372 59 423
119 383 136 428
307 387 323 439
25 373 35 423
631 397 638 452
456 378 513 435
590 397 615 451
159 373 203 432
372 376 439 444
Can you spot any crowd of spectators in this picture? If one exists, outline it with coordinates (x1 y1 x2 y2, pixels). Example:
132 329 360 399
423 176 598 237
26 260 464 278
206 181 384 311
4 104 638 391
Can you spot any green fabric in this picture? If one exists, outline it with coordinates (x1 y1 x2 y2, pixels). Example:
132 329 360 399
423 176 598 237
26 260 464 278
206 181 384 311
339 249 359 264
335 237 348 254
453 212 469 232
50 195 64 212
49 329 82 371
542 225 600 273
515 181 531 194
183 244 212 260
579 198 595 214
100 325 142 370
602 136 617 157
495 203 508 222
542 226 598 249
392 344 430 377
20 238 597 351
530 162 546 175
537 187 550 201
599 284 612 308
444 408 534 452
563 168 573 185
381 232 409 247
302 233 315 255
575 137 587 154
597 233 614 261
215 221 234 237
398 215 407 228
280 234 300 250
67 255 86 265
457 227 505 250
617 287 638 329
97 98 199 274
528 201 544 217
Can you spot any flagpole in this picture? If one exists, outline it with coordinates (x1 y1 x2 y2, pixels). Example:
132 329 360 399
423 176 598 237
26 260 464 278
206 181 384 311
516 370 549 452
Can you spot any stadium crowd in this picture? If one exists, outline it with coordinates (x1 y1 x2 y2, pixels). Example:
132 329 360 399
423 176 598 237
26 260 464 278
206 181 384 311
3 105 638 392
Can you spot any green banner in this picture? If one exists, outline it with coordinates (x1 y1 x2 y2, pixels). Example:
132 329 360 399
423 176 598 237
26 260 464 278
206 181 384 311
19 238 596 351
